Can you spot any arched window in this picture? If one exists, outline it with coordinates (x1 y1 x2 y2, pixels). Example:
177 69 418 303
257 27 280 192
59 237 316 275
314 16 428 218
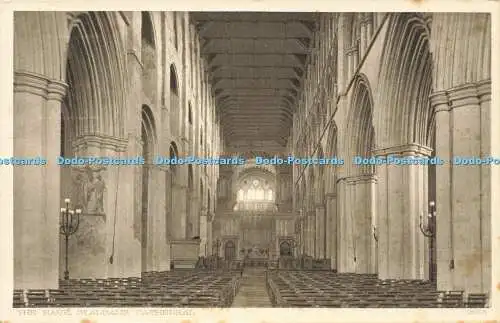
237 189 244 201
248 188 256 200
234 176 277 211
266 189 273 201
256 188 264 200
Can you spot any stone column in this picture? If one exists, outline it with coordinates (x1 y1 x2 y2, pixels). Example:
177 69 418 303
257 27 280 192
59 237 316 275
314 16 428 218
365 14 374 43
325 193 337 270
346 51 353 84
147 165 168 272
373 144 431 280
315 204 326 259
171 183 187 240
430 91 453 288
13 72 67 290
351 47 359 76
187 192 200 239
299 213 306 255
308 211 316 256
206 213 214 256
359 18 367 57
347 175 376 274
336 178 355 272
432 81 491 293
199 213 208 257
478 80 491 294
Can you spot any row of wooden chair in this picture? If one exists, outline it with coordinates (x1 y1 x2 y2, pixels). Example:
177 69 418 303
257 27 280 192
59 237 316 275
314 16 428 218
13 270 241 308
265 270 489 308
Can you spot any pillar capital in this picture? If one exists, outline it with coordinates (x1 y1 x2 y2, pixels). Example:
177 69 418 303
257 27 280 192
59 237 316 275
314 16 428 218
14 71 68 101
73 134 128 153
345 174 377 184
372 143 433 157
326 192 337 199
429 90 449 113
447 82 480 108
477 79 491 103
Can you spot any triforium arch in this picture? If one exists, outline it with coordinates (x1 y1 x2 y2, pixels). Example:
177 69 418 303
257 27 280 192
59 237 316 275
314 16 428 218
169 63 181 136
141 11 158 101
374 12 434 281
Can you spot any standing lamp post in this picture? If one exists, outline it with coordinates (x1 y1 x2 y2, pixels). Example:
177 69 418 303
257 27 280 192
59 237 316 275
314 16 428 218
419 201 436 237
60 198 82 280
420 200 437 281
372 225 378 242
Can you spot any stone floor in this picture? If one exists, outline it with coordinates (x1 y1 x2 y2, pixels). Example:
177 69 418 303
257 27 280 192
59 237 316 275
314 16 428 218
231 268 272 307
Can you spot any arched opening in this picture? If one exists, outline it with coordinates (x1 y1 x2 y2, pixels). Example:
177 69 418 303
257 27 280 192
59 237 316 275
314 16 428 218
60 12 126 279
342 74 376 273
170 64 180 135
280 241 292 257
375 13 434 280
224 240 236 260
347 75 375 177
141 105 157 272
141 12 157 101
188 102 193 125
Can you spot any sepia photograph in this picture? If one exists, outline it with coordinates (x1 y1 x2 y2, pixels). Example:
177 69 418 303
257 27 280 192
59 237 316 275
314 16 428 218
3 3 498 322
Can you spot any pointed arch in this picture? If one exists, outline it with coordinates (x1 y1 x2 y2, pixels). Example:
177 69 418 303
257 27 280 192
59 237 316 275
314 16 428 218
141 105 158 160
65 12 127 138
170 64 179 95
345 74 375 176
141 11 158 101
375 13 433 147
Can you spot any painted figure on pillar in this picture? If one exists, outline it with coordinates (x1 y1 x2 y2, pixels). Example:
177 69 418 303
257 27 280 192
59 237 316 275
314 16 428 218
87 173 105 214
72 173 87 210
71 167 106 215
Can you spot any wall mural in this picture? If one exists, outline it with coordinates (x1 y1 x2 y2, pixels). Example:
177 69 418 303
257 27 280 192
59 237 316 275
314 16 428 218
71 166 107 216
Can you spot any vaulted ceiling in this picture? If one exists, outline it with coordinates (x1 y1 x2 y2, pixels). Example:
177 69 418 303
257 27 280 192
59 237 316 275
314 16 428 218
190 12 317 153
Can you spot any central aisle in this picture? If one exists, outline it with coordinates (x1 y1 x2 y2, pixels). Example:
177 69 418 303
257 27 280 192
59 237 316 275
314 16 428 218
231 267 273 307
